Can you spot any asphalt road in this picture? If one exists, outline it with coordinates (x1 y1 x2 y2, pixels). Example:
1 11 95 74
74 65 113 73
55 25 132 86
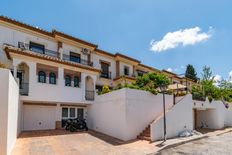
157 132 232 155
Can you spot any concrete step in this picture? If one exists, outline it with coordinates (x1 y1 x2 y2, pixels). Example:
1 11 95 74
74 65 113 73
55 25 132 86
140 133 150 137
137 135 151 141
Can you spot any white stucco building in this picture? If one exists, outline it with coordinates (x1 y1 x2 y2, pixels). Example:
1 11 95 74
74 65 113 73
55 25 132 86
1 16 231 155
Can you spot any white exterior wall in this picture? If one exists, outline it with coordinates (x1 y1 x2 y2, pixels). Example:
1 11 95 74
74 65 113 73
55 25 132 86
88 88 173 141
0 25 57 68
62 43 87 60
0 69 20 155
194 100 226 129
92 53 116 79
225 106 232 126
119 61 133 76
151 95 193 141
12 57 97 104
151 95 228 141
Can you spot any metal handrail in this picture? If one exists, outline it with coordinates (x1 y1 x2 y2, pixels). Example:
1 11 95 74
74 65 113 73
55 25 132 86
62 54 93 67
100 71 111 79
18 42 59 58
19 82 29 96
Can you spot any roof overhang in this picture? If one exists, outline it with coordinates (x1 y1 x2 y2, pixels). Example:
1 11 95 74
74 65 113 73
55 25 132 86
4 45 100 73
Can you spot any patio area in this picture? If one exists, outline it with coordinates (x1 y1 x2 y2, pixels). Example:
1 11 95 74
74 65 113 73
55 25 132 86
12 128 232 155
12 130 159 155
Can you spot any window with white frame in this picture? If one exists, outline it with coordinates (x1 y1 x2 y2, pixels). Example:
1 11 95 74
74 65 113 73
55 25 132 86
61 107 85 127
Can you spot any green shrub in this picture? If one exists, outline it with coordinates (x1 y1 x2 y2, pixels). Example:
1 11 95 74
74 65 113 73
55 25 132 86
100 85 110 95
208 96 213 103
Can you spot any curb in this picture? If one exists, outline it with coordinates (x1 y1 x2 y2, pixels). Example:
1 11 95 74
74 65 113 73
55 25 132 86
150 135 208 155
150 129 232 155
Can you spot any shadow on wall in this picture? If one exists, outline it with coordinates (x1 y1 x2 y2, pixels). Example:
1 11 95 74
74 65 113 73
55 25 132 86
87 88 174 141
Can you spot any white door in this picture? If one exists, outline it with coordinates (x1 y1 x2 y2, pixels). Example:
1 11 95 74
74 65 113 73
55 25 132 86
23 105 56 131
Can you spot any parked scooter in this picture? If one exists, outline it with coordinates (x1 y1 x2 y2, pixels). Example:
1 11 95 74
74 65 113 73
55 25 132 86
64 117 88 132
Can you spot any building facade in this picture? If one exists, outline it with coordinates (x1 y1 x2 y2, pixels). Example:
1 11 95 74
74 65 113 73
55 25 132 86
0 16 193 131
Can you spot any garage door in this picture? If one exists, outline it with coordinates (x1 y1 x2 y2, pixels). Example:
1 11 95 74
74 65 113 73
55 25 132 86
23 105 56 131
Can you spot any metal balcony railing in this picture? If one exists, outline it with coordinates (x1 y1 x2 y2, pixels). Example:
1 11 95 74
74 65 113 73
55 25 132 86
62 54 93 67
100 71 111 79
18 42 59 58
19 82 29 96
85 90 95 101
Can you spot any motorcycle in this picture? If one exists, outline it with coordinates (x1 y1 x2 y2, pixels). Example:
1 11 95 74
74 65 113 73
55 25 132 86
64 117 88 132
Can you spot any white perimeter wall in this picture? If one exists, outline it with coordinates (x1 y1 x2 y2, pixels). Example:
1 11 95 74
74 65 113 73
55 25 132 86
151 94 193 141
194 100 226 129
151 95 230 141
0 68 20 155
87 88 173 141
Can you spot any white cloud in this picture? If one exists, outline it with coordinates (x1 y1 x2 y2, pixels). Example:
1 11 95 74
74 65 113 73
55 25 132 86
214 74 222 86
228 71 232 82
150 27 212 52
166 68 173 72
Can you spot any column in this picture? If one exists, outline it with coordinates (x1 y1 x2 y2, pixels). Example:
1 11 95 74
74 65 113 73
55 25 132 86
55 103 62 129
58 68 64 86
57 41 63 59
13 65 17 78
81 73 86 101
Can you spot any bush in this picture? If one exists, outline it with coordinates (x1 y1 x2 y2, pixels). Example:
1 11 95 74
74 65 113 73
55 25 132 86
100 85 110 95
208 96 213 103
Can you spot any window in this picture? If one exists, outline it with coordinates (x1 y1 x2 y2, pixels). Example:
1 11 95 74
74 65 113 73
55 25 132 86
62 108 68 118
124 66 129 76
38 71 46 83
65 75 71 86
49 72 56 84
74 76 80 87
101 62 110 78
29 42 45 54
70 108 76 118
70 52 81 63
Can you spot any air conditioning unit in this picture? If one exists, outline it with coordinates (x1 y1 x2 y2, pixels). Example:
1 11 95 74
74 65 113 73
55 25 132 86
81 48 90 55
18 42 29 50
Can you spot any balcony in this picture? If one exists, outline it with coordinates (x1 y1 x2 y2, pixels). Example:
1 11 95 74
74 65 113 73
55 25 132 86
100 71 111 79
19 82 29 96
18 42 59 58
85 90 95 101
62 54 93 67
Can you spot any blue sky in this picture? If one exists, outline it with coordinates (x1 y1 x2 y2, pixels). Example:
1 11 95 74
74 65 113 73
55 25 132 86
1 0 231 79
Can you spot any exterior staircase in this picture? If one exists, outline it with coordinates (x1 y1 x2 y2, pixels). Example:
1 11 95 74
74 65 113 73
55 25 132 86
137 96 186 142
137 125 151 141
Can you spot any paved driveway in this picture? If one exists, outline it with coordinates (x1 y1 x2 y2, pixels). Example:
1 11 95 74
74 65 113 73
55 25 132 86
157 131 232 155
12 130 159 155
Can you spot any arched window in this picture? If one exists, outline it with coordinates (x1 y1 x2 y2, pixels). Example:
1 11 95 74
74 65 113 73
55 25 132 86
65 75 71 86
49 72 56 84
74 76 80 87
38 71 46 83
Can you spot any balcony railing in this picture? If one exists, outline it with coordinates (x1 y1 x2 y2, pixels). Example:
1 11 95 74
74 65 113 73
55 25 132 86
100 71 111 79
19 83 29 96
85 90 95 101
63 54 93 67
18 42 59 58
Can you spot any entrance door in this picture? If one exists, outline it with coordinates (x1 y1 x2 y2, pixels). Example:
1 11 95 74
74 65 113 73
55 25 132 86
193 109 197 130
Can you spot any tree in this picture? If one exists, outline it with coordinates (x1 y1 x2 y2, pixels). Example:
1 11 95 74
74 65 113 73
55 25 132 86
202 66 213 81
185 64 198 81
134 72 171 94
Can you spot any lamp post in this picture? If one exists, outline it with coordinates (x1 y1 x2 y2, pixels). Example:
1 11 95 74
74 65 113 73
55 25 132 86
159 84 168 142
